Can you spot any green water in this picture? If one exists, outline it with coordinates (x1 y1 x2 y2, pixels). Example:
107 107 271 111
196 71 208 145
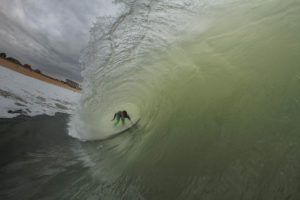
67 0 300 199
1 0 300 199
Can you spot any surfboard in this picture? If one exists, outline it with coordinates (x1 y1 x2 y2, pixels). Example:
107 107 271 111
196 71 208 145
102 118 141 141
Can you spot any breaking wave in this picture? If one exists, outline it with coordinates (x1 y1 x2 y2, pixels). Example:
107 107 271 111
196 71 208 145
67 0 300 198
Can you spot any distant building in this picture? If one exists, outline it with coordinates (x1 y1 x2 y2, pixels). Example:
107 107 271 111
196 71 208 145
0 53 6 58
23 64 32 70
65 79 81 89
6 57 22 65
34 69 41 74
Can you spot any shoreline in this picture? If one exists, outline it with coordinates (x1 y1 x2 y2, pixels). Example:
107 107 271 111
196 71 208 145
0 57 82 93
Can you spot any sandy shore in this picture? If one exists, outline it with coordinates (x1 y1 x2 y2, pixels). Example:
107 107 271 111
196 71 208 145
0 58 81 93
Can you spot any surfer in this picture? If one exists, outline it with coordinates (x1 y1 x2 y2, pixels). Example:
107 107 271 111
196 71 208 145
111 110 132 127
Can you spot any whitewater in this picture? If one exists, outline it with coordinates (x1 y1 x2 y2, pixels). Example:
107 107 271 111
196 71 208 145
1 0 300 199
0 66 80 118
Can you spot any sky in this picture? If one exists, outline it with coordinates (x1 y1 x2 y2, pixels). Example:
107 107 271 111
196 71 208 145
0 0 121 82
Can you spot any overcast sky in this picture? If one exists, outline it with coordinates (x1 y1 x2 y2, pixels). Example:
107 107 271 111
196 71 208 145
0 0 121 82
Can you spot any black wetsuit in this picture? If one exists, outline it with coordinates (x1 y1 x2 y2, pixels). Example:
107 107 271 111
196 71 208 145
112 111 131 126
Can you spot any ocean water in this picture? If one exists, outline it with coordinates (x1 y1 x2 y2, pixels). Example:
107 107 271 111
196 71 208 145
2 0 300 199
0 66 80 118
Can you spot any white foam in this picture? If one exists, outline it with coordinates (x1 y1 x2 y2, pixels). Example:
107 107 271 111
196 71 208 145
0 65 81 118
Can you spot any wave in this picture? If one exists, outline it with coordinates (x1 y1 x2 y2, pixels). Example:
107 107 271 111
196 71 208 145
68 0 210 140
66 0 300 198
70 0 300 141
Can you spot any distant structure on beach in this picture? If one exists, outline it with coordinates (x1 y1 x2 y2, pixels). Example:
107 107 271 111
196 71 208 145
0 52 81 91
6 57 22 65
23 64 32 70
65 79 81 90
0 52 7 58
1 52 42 73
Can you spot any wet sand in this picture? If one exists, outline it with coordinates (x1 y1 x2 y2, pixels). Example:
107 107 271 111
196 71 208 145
0 58 81 93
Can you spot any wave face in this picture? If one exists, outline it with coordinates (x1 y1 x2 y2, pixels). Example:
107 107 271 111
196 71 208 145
68 0 300 198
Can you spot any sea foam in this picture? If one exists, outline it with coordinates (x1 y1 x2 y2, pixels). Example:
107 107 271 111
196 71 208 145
0 66 81 118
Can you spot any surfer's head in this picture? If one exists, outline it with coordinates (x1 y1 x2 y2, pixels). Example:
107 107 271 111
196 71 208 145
122 110 131 120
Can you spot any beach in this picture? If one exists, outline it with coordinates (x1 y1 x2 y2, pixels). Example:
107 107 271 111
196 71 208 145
0 57 81 93
2 0 300 199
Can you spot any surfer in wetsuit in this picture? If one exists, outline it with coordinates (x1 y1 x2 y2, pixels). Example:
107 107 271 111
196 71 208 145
111 110 132 127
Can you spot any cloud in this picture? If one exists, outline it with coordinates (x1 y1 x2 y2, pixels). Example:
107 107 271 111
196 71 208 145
0 0 121 82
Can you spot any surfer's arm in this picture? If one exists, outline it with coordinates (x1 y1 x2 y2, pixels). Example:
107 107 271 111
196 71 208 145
126 115 132 122
111 113 116 121
124 113 131 121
